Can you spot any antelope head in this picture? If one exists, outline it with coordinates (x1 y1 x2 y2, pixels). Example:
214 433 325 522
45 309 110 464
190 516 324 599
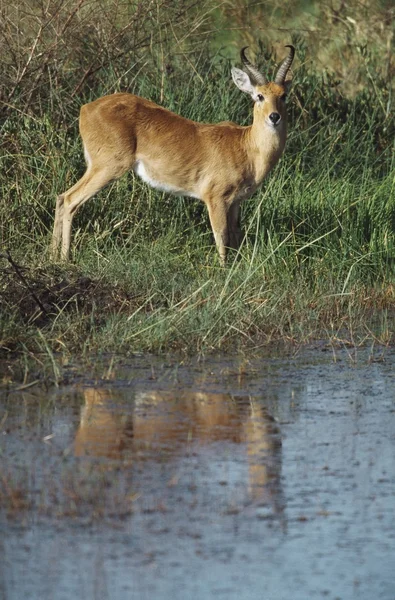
231 45 295 130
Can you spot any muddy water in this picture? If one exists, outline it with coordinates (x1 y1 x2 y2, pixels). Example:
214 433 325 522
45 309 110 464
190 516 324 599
1 349 395 600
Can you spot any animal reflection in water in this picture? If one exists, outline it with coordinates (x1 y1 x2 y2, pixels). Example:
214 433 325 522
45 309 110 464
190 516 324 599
74 388 283 508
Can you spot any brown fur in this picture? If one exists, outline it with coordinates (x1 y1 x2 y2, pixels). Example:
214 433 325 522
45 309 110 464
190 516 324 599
74 388 283 506
52 74 291 264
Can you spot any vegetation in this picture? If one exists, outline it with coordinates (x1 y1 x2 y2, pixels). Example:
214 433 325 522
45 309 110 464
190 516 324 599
0 0 394 377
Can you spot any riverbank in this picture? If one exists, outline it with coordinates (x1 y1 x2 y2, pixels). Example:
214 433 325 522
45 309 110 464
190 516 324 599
1 9 394 376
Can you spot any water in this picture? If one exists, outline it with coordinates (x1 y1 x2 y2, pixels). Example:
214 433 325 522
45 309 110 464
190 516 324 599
1 348 395 599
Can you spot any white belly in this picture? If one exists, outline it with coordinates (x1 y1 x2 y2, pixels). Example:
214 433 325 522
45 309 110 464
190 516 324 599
134 160 199 199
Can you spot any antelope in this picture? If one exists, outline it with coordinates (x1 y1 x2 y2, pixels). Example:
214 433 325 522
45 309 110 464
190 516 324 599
74 387 283 508
51 45 295 265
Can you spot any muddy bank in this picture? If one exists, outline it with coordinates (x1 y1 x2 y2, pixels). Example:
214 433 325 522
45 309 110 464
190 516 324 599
1 253 394 359
1 350 395 599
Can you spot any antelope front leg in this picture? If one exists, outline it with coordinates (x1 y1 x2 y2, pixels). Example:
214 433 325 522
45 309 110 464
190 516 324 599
206 199 229 266
228 200 242 250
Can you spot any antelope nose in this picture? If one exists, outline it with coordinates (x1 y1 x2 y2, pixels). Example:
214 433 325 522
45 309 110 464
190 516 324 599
269 112 281 124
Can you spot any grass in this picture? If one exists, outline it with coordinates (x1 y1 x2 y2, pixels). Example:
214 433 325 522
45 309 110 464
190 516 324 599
0 27 394 378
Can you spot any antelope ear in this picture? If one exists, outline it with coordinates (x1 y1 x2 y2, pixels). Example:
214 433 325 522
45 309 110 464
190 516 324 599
231 67 255 96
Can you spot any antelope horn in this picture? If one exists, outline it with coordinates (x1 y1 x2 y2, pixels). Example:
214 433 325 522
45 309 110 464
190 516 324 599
240 47 268 86
275 45 295 84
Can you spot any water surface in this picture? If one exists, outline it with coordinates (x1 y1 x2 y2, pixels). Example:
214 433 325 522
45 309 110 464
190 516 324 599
1 349 394 599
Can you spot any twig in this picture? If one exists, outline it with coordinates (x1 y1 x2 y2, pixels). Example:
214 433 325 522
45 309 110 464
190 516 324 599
2 251 48 317
12 380 41 392
6 21 44 104
24 0 86 111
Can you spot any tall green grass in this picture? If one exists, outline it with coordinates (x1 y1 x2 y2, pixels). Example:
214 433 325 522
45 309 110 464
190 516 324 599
1 40 394 365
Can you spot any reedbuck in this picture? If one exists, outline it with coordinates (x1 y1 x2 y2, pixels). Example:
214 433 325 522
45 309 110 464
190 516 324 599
74 388 283 508
52 45 295 265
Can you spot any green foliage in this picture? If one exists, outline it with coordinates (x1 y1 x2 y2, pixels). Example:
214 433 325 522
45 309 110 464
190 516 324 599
0 2 394 363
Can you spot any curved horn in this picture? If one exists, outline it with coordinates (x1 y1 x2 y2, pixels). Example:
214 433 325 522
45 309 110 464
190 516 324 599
240 47 268 86
275 45 295 84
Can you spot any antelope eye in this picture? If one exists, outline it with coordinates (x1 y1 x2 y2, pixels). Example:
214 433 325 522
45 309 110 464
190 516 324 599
257 93 264 102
